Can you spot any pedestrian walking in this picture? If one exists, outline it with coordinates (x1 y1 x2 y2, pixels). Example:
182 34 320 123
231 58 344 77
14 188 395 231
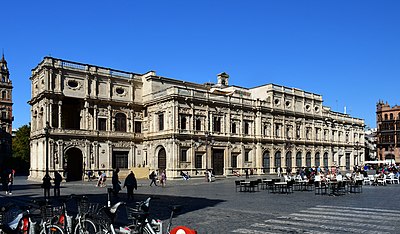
207 170 213 182
160 170 167 187
149 171 158 186
53 171 62 197
277 167 282 177
1 168 9 194
6 169 14 195
123 171 137 201
245 169 249 179
42 174 52 198
112 168 121 196
87 170 93 181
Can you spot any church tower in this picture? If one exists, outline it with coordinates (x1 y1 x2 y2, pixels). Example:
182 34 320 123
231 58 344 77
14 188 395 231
0 53 13 166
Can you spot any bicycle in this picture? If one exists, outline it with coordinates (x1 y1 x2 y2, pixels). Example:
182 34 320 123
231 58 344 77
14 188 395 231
94 196 196 234
72 195 98 234
0 203 38 234
36 199 65 234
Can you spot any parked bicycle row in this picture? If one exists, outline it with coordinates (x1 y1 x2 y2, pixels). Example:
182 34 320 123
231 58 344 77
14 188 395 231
0 192 196 234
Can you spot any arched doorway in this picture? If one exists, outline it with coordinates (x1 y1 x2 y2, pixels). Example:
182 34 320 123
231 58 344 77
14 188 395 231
64 148 83 181
158 147 166 172
315 152 320 167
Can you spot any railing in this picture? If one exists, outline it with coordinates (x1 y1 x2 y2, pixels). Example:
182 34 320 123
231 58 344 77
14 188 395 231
61 61 86 71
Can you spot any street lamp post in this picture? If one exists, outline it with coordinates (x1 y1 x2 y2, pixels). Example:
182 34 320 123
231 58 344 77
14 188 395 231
205 131 209 171
44 121 50 176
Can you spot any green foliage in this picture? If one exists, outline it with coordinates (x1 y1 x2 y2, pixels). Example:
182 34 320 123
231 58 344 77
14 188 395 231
12 124 31 174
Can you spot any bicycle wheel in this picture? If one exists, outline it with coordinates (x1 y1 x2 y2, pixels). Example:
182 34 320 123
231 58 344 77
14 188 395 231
39 224 65 234
73 219 97 234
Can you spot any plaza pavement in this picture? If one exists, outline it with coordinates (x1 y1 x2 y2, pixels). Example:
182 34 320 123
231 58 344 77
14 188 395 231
1 175 400 233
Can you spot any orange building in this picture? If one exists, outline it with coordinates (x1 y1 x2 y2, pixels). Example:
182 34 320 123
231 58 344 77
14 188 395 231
376 101 400 163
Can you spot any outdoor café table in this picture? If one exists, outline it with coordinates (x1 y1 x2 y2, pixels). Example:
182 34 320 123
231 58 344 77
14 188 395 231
328 180 340 196
294 180 309 191
240 181 251 192
262 179 272 190
273 181 288 194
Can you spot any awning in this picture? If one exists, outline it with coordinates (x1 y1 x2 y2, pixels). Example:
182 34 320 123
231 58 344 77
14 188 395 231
363 160 396 164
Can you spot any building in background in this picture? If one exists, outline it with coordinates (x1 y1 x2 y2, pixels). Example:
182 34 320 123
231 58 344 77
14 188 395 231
376 101 400 164
364 128 377 161
0 54 13 168
29 57 365 180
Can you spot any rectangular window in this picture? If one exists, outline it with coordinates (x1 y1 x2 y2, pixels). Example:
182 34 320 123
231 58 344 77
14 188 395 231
195 154 202 168
244 151 250 162
158 113 164 131
231 122 237 134
98 118 107 131
134 121 142 133
195 118 201 131
180 115 187 130
180 149 187 162
345 153 350 170
231 154 238 168
1 111 6 120
112 151 128 169
244 121 249 135
51 104 59 128
213 117 221 132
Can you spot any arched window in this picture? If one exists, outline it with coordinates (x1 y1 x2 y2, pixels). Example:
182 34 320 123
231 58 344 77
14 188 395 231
385 114 388 120
390 113 393 120
306 152 311 168
323 152 329 168
286 151 292 169
315 152 320 167
296 152 302 168
275 151 281 168
115 113 127 132
1 91 6 100
263 151 270 173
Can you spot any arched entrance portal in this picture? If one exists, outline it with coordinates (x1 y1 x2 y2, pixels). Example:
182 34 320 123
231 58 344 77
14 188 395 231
64 148 83 181
158 147 166 172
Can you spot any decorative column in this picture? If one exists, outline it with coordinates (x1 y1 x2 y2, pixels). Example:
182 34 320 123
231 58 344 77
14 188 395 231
58 101 62 129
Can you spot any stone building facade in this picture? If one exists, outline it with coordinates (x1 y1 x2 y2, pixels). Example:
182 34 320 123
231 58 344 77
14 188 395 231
376 101 400 163
0 54 13 168
29 57 365 180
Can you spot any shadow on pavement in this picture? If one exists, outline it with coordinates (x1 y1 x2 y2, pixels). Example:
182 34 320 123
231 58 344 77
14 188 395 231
0 190 225 222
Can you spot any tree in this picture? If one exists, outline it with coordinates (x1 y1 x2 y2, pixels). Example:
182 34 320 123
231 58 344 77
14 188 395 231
12 124 31 175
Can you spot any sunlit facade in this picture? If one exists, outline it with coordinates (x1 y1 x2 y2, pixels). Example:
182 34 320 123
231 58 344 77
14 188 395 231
29 57 365 180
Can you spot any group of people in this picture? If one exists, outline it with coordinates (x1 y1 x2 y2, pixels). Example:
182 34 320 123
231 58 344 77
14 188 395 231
1 168 14 195
41 171 63 198
149 170 167 186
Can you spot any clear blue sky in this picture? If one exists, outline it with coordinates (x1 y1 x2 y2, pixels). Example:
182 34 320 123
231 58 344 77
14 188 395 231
1 1 399 129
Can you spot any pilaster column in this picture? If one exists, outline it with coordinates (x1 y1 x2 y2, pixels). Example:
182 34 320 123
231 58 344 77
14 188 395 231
58 101 62 129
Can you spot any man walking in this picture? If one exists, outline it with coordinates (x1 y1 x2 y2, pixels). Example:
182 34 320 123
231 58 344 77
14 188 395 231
123 171 137 201
149 171 158 186
112 168 121 197
53 171 62 197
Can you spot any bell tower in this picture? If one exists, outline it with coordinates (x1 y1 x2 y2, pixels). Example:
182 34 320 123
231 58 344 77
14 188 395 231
0 52 13 166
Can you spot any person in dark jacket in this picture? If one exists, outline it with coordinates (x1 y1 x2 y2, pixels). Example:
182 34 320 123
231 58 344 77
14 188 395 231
53 171 62 197
42 174 52 198
112 168 121 197
123 171 137 201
